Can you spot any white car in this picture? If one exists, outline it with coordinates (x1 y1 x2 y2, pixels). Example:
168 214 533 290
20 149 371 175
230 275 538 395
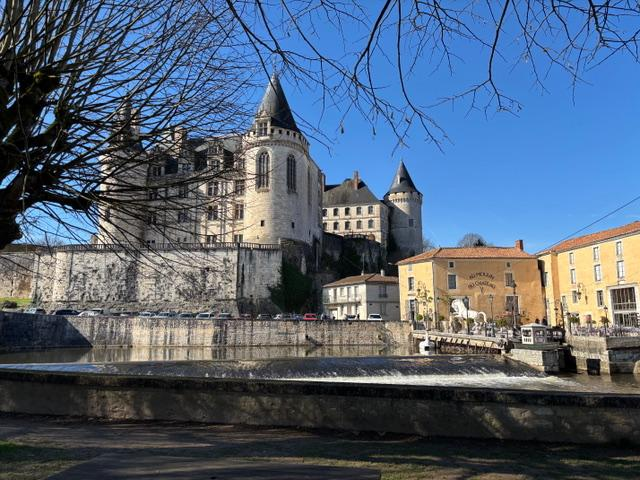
138 311 155 317
78 309 103 317
215 312 232 319
196 312 215 319
367 313 383 321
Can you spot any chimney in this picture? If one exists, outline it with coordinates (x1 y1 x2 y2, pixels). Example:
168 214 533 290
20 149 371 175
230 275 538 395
380 269 385 277
515 239 524 251
353 170 360 190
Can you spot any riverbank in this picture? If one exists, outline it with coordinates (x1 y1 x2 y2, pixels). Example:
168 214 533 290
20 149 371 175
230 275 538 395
1 414 639 480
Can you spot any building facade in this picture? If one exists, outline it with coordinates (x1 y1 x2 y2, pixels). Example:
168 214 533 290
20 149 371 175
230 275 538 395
322 273 400 321
538 221 640 327
97 73 324 256
397 241 545 324
322 161 423 260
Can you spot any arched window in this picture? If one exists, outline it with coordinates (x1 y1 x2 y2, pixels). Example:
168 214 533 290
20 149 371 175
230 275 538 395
257 152 269 189
286 155 296 192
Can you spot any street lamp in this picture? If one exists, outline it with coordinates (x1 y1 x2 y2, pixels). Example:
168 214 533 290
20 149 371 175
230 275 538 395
603 305 609 336
511 281 518 328
488 294 494 322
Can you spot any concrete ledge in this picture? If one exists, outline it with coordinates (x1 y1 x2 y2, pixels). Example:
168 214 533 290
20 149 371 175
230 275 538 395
2 368 640 445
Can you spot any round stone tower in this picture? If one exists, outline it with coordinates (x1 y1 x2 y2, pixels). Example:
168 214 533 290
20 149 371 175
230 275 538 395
383 161 423 259
96 101 147 245
242 73 323 248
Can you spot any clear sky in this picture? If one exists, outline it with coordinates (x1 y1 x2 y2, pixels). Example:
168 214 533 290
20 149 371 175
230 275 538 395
278 39 640 254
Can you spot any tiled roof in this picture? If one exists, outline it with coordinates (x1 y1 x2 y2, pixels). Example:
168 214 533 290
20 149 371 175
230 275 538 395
386 161 420 195
323 274 398 288
323 179 381 206
397 246 534 265
539 221 640 254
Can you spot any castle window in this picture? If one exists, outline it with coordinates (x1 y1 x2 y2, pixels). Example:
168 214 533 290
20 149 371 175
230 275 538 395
356 206 362 215
234 204 244 220
323 222 327 230
408 218 414 227
345 207 350 216
367 205 374 214
178 185 188 198
211 159 221 171
333 208 339 217
322 209 327 217
234 234 243 243
150 166 161 177
257 122 268 136
257 152 269 189
206 234 217 244
236 156 245 170
286 155 297 192
345 221 351 230
147 213 157 225
235 180 245 195
177 210 189 223
291 222 295 229
207 206 218 221
148 188 158 200
356 220 362 229
260 220 265 227
207 182 219 196
447 274 457 290
368 219 374 229
333 222 339 231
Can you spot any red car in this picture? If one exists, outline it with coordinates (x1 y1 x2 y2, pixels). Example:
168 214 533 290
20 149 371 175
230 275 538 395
303 313 318 321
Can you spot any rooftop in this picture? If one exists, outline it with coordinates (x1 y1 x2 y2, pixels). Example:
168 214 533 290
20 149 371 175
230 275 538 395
323 273 398 288
255 73 300 133
397 241 533 265
323 171 381 207
538 221 640 254
386 161 420 195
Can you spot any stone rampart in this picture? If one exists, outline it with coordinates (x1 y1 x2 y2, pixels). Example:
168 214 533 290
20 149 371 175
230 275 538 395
1 368 639 445
0 312 411 350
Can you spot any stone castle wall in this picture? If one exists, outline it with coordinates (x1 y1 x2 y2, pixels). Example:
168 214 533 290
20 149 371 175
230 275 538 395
0 244 282 314
0 250 36 299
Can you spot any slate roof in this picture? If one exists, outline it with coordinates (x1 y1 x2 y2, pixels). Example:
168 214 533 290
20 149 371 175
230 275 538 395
323 179 381 206
324 274 399 288
538 221 640 255
387 161 420 195
397 246 535 265
255 73 299 132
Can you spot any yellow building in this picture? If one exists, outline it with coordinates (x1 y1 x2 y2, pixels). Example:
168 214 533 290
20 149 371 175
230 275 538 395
538 221 640 327
397 241 545 325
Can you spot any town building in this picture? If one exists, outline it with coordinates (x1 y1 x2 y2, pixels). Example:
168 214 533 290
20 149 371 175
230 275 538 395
322 161 423 260
538 221 640 327
322 273 400 321
397 241 545 324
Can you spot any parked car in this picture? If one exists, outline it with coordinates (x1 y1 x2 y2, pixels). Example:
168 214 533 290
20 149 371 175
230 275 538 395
78 309 103 317
51 309 79 316
256 313 272 320
274 313 293 320
24 307 46 315
177 312 195 318
155 311 176 318
303 313 318 321
367 313 383 321
196 311 215 319
344 314 357 320
215 312 232 319
138 311 155 317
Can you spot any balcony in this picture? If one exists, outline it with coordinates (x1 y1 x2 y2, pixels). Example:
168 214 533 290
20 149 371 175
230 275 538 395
322 295 362 305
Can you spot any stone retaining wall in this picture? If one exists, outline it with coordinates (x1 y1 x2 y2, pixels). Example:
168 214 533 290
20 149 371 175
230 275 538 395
0 312 411 350
1 368 639 445
568 334 640 373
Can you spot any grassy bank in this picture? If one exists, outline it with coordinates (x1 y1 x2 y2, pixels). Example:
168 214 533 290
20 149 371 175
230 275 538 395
0 298 31 308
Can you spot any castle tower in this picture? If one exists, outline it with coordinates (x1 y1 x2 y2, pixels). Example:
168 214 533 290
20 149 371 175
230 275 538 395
242 74 323 249
383 161 423 259
96 101 148 245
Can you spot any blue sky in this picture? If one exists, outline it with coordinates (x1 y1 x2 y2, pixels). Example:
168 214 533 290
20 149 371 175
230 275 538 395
280 39 640 253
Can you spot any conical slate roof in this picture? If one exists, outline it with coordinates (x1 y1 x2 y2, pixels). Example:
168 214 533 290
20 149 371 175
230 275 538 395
387 161 420 195
255 73 299 132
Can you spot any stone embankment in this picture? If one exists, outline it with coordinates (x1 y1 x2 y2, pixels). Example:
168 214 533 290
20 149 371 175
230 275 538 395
0 312 412 351
568 333 640 374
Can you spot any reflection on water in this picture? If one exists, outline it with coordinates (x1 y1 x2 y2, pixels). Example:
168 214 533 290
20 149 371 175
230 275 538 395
0 345 409 364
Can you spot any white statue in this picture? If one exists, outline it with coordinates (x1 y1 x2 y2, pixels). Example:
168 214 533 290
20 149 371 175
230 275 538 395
450 298 487 334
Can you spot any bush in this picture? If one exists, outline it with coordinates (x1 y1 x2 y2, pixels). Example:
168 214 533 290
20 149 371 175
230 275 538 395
1 300 17 309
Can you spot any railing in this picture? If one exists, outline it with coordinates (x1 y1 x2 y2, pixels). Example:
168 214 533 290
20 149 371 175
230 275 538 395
322 295 362 305
569 325 640 337
53 242 281 252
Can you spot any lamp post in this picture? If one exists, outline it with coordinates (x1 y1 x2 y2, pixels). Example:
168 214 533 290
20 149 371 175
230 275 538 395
511 281 518 328
488 294 495 337
603 305 609 337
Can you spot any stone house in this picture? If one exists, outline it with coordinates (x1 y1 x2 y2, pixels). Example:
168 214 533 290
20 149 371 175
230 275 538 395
322 273 400 321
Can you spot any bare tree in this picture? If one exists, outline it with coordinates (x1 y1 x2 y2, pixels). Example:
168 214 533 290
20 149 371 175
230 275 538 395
422 238 435 252
2 1 640 249
457 233 491 248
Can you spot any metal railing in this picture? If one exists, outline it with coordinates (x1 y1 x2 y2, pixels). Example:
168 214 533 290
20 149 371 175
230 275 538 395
53 242 281 252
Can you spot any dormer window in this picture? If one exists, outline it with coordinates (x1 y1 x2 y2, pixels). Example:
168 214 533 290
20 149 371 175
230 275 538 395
257 122 268 136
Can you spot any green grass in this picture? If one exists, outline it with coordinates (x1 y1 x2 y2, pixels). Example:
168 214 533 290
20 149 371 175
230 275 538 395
0 441 89 480
0 298 31 308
